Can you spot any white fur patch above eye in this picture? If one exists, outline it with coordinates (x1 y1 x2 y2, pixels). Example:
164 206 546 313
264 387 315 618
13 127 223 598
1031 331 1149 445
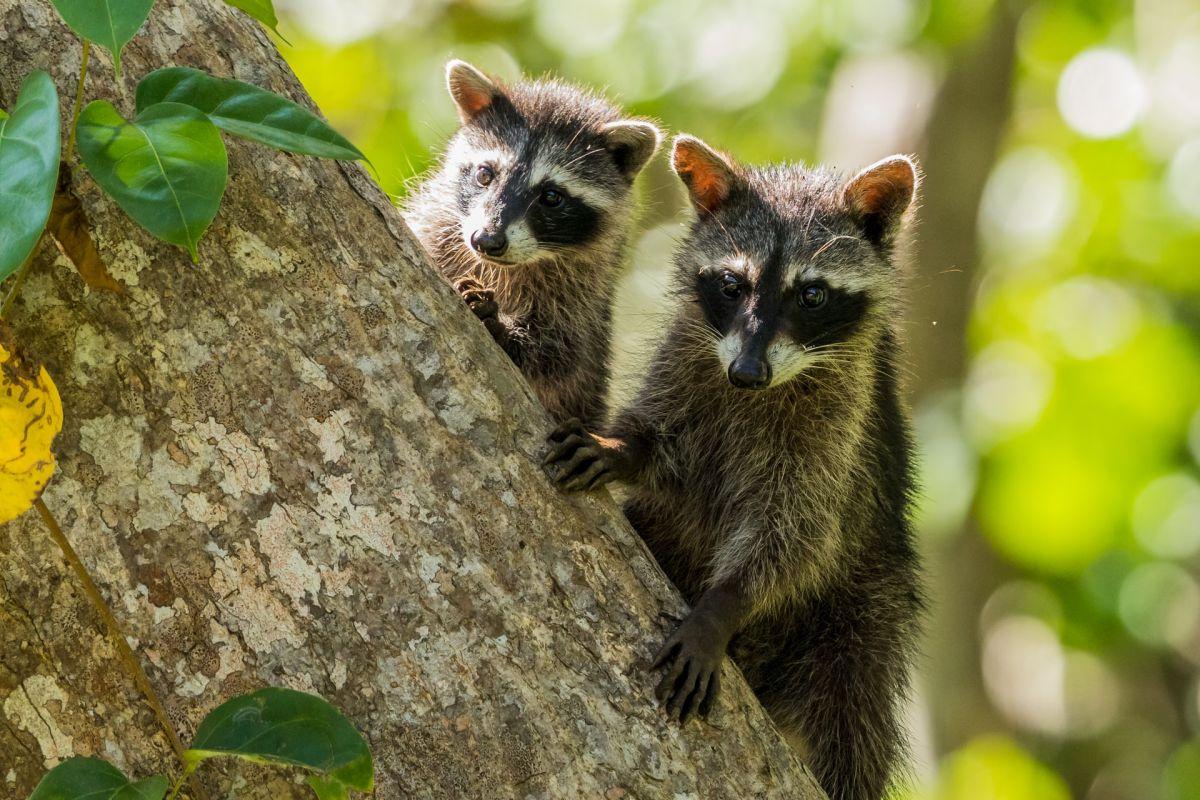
784 262 875 294
446 138 514 174
698 254 756 281
726 254 757 281
530 158 614 208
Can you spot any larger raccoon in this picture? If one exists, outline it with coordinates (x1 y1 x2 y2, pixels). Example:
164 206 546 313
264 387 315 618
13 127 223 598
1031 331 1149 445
544 135 924 800
404 60 661 426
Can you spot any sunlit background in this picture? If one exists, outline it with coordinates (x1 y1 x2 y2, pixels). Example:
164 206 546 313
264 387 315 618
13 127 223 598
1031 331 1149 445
271 0 1200 796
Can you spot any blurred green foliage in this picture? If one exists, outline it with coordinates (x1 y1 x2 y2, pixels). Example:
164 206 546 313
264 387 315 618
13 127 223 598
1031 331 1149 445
274 0 1200 797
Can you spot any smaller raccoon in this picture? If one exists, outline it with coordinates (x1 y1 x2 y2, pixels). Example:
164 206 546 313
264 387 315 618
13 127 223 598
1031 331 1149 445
544 136 924 800
404 60 661 426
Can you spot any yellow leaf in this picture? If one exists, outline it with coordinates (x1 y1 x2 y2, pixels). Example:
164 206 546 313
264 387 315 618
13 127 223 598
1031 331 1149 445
0 326 63 524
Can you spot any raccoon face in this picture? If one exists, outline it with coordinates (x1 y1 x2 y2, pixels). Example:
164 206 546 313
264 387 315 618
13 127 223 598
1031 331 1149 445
671 135 917 390
443 61 660 267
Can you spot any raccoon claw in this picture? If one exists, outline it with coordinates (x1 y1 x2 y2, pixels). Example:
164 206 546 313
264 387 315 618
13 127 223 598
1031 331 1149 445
453 277 499 321
652 618 724 724
543 419 613 491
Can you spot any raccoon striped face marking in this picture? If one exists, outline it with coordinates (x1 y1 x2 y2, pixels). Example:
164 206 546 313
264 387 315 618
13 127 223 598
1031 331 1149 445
441 61 662 269
456 152 604 265
698 255 872 388
674 137 917 390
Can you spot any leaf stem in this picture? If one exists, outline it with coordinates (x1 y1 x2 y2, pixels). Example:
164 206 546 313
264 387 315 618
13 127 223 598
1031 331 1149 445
0 244 40 320
34 498 207 799
166 763 197 800
64 40 90 164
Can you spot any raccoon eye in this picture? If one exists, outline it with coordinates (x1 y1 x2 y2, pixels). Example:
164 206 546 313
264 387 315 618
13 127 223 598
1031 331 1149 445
474 165 494 187
540 188 564 208
800 283 827 308
719 271 743 299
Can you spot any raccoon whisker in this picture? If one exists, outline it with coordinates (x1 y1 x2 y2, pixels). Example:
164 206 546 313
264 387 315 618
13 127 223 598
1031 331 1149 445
558 146 606 171
802 203 818 241
704 215 741 261
563 124 587 152
810 235 860 261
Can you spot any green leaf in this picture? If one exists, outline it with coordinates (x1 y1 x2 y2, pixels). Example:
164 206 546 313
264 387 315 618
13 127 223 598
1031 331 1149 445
28 757 168 800
49 0 155 76
0 71 60 283
306 775 350 800
136 68 363 160
76 100 227 262
221 0 290 43
185 688 373 796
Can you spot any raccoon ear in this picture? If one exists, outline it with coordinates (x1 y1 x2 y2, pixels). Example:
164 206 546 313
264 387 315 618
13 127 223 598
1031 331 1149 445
446 60 501 123
842 155 919 246
601 120 662 178
671 134 740 215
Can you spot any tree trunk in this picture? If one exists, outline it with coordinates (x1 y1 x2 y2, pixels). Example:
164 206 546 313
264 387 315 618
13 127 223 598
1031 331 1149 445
906 0 1024 759
0 1 825 797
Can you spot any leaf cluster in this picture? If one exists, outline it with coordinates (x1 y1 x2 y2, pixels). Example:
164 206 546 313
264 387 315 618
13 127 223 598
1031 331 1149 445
27 688 374 800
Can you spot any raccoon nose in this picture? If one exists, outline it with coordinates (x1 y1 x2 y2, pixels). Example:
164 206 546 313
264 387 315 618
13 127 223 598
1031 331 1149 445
728 356 771 390
471 229 508 257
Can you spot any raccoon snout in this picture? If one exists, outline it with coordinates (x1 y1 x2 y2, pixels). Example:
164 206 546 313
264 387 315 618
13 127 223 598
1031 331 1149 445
728 355 771 390
470 229 509 257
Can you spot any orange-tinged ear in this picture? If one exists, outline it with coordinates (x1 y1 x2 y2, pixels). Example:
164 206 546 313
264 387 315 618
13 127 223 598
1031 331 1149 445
842 155 918 244
446 60 500 123
671 134 740 214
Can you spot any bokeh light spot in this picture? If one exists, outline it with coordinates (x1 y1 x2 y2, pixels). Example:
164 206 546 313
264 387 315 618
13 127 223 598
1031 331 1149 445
934 736 1071 800
535 0 632 56
686 8 788 110
979 148 1076 255
1166 137 1200 219
914 393 977 539
1057 48 1147 139
1119 562 1200 658
1033 278 1141 360
965 340 1053 448
1132 472 1200 559
982 615 1066 735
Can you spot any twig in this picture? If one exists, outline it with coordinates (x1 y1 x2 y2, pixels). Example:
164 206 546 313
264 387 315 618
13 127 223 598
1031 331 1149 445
166 763 197 800
0 245 40 319
63 40 90 164
34 498 205 799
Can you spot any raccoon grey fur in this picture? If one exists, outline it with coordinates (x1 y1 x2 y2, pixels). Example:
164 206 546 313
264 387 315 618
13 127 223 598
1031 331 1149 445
404 60 661 426
545 135 924 800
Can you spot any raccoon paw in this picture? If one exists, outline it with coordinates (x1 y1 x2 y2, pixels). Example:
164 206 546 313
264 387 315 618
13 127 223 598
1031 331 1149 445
652 616 725 724
453 276 499 321
543 418 614 492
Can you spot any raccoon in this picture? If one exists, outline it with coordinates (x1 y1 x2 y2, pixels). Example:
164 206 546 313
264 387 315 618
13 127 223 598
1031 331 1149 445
544 135 925 800
404 60 661 426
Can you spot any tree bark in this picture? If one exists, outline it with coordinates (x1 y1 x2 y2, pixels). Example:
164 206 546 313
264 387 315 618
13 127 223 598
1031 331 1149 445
0 1 825 797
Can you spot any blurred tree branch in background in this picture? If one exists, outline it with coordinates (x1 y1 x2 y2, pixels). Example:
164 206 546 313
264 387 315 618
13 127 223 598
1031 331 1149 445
908 0 1025 757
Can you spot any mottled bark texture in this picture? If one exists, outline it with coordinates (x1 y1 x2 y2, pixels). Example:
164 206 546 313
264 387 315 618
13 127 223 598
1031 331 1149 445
0 1 825 797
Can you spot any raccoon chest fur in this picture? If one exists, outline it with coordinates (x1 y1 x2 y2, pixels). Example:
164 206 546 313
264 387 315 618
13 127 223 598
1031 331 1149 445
627 379 866 603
